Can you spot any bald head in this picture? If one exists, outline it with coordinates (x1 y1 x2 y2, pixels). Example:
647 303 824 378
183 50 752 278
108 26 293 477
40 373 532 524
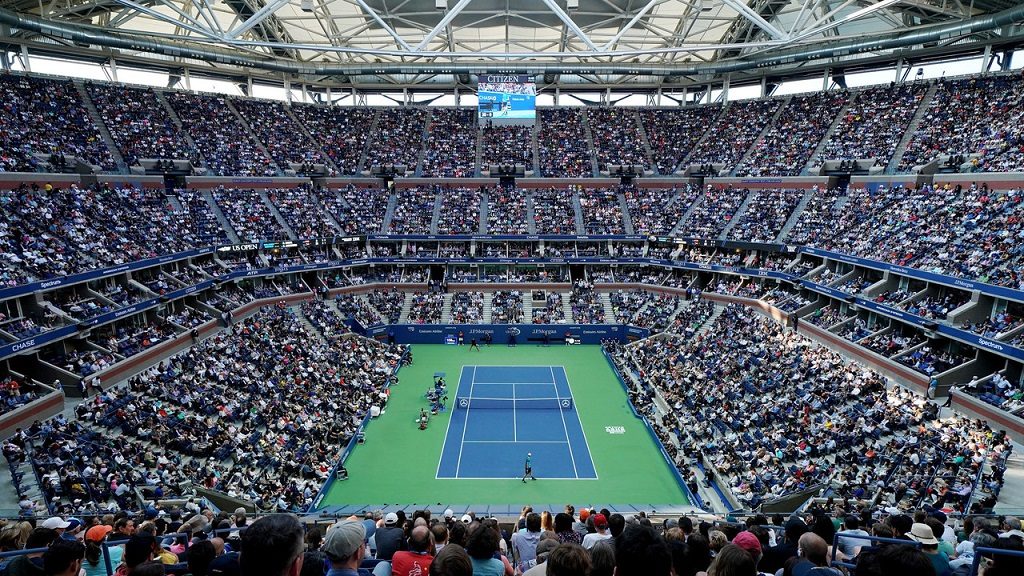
799 533 829 566
409 526 432 553
211 538 225 556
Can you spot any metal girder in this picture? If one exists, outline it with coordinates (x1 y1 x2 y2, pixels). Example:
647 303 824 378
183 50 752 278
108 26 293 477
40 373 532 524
227 0 290 39
353 0 412 51
793 0 902 43
414 0 474 51
539 0 600 51
109 0 222 39
601 0 663 51
721 0 788 40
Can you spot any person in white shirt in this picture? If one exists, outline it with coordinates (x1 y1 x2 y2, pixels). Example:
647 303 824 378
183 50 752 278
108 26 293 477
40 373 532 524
582 514 613 550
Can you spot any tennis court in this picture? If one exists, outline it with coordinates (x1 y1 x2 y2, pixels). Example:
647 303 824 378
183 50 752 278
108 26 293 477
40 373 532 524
437 366 597 479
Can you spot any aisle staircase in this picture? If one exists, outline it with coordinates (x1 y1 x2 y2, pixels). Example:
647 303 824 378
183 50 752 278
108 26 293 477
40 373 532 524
154 90 203 165
802 97 856 175
888 82 940 174
775 188 816 243
429 191 443 234
618 192 635 234
718 190 757 240
600 293 615 324
482 293 494 323
225 99 281 174
258 189 299 240
633 110 657 174
440 293 454 323
398 293 414 324
202 190 241 243
415 109 433 177
73 80 128 172
381 193 398 232
357 110 381 173
525 193 538 234
283 105 340 174
733 94 792 175
572 192 585 234
580 110 600 177
670 193 705 235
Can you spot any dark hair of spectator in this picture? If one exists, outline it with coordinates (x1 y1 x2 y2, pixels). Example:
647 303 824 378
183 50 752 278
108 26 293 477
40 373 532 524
187 540 218 576
131 562 165 576
526 513 541 533
240 514 305 576
554 513 574 534
545 543 591 576
43 539 85 576
608 514 626 538
706 544 755 576
590 541 615 576
614 525 671 576
299 551 326 576
464 524 499 560
428 543 472 576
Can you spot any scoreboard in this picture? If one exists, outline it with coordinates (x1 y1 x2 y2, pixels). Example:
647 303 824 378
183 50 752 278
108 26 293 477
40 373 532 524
478 74 536 121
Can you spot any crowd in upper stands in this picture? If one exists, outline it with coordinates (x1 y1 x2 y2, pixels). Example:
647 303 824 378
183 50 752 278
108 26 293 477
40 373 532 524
421 109 477 178
85 83 194 167
538 109 592 177
640 106 722 175
0 75 116 172
739 91 849 177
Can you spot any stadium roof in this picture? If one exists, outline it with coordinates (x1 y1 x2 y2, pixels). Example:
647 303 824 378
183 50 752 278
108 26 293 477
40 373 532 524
1 1 1023 88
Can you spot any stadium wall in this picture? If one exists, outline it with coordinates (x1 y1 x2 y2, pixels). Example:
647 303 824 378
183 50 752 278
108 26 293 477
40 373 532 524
364 323 649 345
0 389 64 439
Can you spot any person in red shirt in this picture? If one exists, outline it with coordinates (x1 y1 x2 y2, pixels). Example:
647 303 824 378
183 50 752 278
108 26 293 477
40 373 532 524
391 525 434 576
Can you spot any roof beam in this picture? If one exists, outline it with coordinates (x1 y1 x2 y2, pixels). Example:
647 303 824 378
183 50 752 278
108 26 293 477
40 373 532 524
352 0 412 51
721 0 788 41
793 0 902 43
414 0 474 51
110 0 223 40
601 0 663 51
227 0 291 39
539 0 600 51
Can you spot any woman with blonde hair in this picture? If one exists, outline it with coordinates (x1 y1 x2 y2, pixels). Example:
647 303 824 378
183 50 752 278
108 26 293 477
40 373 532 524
0 522 33 552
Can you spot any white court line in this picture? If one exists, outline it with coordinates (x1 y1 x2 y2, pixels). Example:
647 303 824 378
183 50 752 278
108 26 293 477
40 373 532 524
454 366 476 478
434 365 465 480
512 376 517 442
449 477 601 481
470 381 559 385
551 366 579 479
559 364 599 480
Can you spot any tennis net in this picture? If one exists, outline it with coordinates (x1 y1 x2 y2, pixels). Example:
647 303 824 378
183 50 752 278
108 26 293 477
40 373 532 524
453 396 573 410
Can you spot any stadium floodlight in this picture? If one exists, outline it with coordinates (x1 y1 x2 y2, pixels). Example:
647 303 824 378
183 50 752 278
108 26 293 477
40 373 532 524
436 0 447 9
567 0 578 10
301 0 313 11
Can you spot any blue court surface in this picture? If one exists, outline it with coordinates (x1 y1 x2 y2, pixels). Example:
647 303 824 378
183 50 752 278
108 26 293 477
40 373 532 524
436 366 598 479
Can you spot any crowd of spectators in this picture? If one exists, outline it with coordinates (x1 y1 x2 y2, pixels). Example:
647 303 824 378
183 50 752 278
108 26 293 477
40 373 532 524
486 187 530 233
532 189 578 234
212 188 289 241
640 106 722 175
614 303 1008 513
538 109 593 177
0 75 116 172
436 187 482 234
687 99 782 170
683 187 749 238
570 281 606 324
727 189 805 243
624 185 700 235
86 83 194 167
1 375 40 415
289 103 375 175
450 291 484 324
229 99 327 172
366 289 405 324
390 188 437 234
408 291 444 323
267 186 339 239
785 187 845 245
588 108 649 172
491 290 524 324
480 122 533 169
609 290 688 332
532 291 566 324
579 188 625 234
165 91 277 177
739 91 849 177
900 74 1024 172
421 109 477 177
818 83 927 167
366 108 427 169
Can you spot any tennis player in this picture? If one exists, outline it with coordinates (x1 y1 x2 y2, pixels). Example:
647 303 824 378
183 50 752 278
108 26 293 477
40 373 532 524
522 452 537 483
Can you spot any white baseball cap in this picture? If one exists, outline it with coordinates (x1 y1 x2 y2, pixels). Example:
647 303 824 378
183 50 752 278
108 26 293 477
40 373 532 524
42 517 71 530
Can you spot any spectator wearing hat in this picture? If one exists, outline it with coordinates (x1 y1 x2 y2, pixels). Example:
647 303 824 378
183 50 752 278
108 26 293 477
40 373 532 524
322 520 367 576
511 513 541 571
907 523 951 576
391 526 432 576
582 515 611 550
43 540 86 576
6 528 58 576
361 513 378 546
731 531 764 567
372 513 406 562
83 525 123 576
41 518 71 536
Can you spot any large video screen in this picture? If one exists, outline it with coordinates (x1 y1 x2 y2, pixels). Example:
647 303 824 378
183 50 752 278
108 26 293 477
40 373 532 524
478 74 536 120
